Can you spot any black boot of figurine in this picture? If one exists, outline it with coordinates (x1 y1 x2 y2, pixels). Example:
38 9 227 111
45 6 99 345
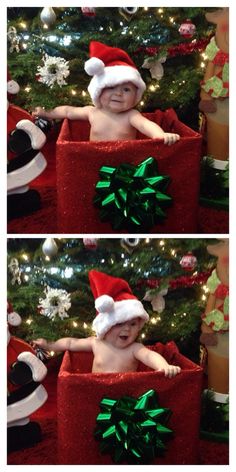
7 421 42 453
7 189 41 221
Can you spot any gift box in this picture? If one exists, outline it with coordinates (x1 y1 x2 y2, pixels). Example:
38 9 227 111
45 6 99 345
56 109 202 233
57 341 203 464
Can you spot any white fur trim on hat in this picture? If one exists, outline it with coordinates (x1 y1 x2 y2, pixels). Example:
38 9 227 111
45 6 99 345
87 65 146 107
92 297 149 339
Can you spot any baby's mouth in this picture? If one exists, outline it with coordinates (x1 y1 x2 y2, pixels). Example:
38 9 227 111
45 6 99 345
119 335 128 341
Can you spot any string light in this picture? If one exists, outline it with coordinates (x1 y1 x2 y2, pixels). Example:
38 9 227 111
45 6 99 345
26 318 33 325
19 22 27 29
50 351 55 357
72 321 78 327
151 317 157 324
83 322 88 329
71 89 76 95
82 90 87 97
141 333 146 339
159 240 165 246
24 86 31 93
21 253 29 261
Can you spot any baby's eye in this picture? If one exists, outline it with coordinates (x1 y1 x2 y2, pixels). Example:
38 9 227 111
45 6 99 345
123 87 131 92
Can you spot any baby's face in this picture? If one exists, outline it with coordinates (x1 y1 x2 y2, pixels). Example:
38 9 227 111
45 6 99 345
104 317 142 349
99 82 137 113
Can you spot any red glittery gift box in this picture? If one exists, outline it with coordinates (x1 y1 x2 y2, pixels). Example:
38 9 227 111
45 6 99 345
57 341 203 465
56 109 202 233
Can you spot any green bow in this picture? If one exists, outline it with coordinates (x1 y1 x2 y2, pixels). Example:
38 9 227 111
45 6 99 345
93 157 172 232
94 389 173 464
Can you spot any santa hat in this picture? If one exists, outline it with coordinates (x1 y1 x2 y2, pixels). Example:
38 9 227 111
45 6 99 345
89 270 149 338
7 301 22 326
84 41 146 107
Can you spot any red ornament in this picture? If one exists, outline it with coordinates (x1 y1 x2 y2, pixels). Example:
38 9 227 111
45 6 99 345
81 7 96 17
180 252 197 271
83 238 98 250
178 19 196 38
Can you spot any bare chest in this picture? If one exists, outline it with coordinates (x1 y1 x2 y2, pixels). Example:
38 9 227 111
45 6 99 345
92 342 138 373
89 111 136 141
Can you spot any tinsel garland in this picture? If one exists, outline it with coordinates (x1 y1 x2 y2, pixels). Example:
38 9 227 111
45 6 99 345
136 38 210 58
138 271 211 291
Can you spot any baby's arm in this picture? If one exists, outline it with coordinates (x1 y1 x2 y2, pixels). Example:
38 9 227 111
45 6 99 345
32 105 93 121
133 343 181 378
129 110 180 145
32 336 94 352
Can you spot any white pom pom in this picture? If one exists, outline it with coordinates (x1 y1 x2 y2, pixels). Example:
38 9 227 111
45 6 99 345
84 57 104 76
8 311 22 326
7 79 20 95
95 295 114 313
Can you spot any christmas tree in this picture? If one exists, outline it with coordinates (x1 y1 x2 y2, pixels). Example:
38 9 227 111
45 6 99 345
7 6 216 129
7 237 217 362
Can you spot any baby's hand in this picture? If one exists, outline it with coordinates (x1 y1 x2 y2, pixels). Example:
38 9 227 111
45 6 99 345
32 338 48 350
163 133 180 146
158 365 181 378
32 107 45 119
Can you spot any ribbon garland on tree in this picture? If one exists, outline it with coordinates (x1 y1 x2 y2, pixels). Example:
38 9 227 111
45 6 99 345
94 389 173 464
93 157 172 232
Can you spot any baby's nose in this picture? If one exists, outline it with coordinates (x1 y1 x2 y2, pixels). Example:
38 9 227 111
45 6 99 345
114 87 122 95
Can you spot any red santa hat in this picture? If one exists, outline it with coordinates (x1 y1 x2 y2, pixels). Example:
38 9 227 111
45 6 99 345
7 301 22 326
89 270 149 339
84 41 146 107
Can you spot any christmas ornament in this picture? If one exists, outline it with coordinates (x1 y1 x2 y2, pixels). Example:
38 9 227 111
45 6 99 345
94 157 172 232
40 7 56 26
81 7 96 17
8 258 22 285
121 238 140 254
34 346 52 362
42 238 58 257
83 238 98 250
142 56 166 80
143 286 168 313
119 7 139 21
7 26 20 53
94 389 173 464
179 252 197 271
178 19 196 39
36 54 70 88
38 286 71 320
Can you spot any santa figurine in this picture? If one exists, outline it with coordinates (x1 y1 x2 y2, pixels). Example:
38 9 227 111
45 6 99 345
7 70 49 220
7 301 48 453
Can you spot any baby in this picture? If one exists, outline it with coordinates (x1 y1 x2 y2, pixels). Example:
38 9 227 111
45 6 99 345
33 270 181 377
32 41 180 145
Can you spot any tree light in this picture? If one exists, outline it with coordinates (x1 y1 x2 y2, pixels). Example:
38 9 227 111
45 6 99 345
22 253 29 261
26 318 33 325
72 321 78 327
